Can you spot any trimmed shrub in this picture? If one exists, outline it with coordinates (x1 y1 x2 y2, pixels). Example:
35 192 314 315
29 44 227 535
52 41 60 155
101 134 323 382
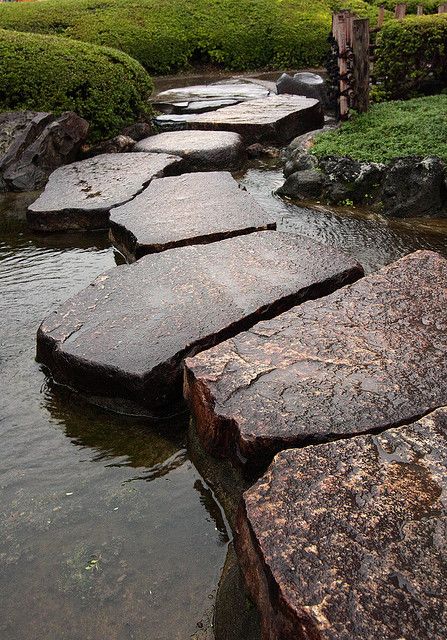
0 29 153 141
372 0 440 13
311 94 447 163
0 0 377 74
373 14 447 99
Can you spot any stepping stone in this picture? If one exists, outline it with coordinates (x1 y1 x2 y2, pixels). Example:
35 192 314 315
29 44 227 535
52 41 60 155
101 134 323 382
184 250 447 471
152 82 270 114
36 232 362 416
235 407 447 640
134 131 246 172
155 95 324 145
109 171 275 260
27 152 182 231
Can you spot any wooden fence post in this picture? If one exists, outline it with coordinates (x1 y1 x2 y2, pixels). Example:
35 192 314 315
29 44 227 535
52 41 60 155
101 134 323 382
378 4 386 27
395 3 407 19
438 3 447 13
332 11 352 120
351 18 370 113
417 3 424 14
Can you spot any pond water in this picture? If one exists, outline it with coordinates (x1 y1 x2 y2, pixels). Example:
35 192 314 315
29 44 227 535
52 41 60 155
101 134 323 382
1 161 447 639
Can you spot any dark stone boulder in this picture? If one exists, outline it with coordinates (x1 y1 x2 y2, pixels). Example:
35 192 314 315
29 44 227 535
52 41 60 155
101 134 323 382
283 150 319 177
235 406 447 640
277 169 324 199
318 156 385 204
87 135 135 157
277 72 328 107
121 121 152 141
380 156 446 217
184 250 447 472
0 111 89 192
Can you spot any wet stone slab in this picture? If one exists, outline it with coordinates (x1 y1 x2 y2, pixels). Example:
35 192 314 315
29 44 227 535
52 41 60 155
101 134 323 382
155 95 324 145
134 131 246 172
109 171 275 260
184 251 447 471
27 152 182 231
152 82 270 114
235 407 447 640
36 232 362 416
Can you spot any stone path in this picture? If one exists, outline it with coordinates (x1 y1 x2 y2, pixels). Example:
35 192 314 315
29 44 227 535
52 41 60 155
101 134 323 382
184 250 447 470
236 406 447 640
109 171 276 260
134 131 245 171
36 232 362 416
27 152 182 231
152 82 270 114
155 95 324 145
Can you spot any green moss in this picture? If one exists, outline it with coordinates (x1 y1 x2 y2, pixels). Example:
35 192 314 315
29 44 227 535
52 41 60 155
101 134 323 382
0 0 377 74
0 29 153 142
311 95 447 163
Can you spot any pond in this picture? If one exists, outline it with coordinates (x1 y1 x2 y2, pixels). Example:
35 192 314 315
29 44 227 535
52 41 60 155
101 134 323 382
1 156 447 639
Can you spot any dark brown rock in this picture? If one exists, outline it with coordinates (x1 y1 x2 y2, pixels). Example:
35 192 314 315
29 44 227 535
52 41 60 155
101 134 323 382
0 111 89 192
121 122 152 141
235 407 447 640
87 135 135 156
155 96 324 145
36 232 362 416
27 152 182 231
109 171 275 260
134 130 246 171
184 251 447 471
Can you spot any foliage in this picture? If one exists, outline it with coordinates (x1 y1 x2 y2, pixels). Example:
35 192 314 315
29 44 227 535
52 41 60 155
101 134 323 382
373 14 447 99
0 28 153 141
311 95 447 163
371 0 441 13
0 0 377 74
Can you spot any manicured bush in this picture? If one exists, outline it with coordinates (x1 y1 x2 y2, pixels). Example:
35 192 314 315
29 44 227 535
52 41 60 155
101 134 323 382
0 29 153 141
0 0 377 74
371 0 440 13
311 94 447 163
373 14 447 99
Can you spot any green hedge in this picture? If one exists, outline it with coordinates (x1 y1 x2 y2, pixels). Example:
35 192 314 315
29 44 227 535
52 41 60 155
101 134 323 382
373 14 447 99
0 0 377 74
0 29 153 142
372 0 440 13
311 94 447 163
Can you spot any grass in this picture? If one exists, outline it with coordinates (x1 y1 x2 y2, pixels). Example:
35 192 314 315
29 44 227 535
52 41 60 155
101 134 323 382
0 0 377 74
312 95 447 163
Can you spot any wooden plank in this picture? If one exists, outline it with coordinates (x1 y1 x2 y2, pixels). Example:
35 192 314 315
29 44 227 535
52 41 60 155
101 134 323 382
439 3 447 13
352 18 370 113
378 4 386 27
417 3 424 14
395 2 407 19
332 11 352 120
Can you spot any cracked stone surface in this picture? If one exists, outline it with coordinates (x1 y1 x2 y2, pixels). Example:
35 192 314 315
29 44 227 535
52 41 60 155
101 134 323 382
36 232 362 416
109 171 276 260
235 407 447 640
184 250 447 470
134 131 246 172
155 95 324 145
152 82 269 114
27 152 182 231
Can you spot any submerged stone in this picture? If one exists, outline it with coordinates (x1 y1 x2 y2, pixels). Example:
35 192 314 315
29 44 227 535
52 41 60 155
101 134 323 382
184 251 447 470
152 82 269 114
36 232 362 416
134 130 245 172
155 95 324 145
27 152 182 231
109 171 275 260
236 407 447 640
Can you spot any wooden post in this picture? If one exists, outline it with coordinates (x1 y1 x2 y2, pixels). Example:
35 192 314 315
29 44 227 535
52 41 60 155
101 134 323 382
417 3 424 14
378 4 386 27
439 3 447 13
333 12 351 120
395 3 407 19
351 18 370 113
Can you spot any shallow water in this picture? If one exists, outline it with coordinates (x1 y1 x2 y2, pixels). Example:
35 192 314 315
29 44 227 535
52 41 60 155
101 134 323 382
1 159 447 640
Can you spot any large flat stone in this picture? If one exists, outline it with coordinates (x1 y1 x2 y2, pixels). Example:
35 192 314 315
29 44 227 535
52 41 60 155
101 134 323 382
109 171 275 260
155 95 324 145
235 407 447 640
152 82 270 114
36 232 362 416
134 131 246 171
27 152 182 231
184 251 447 470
